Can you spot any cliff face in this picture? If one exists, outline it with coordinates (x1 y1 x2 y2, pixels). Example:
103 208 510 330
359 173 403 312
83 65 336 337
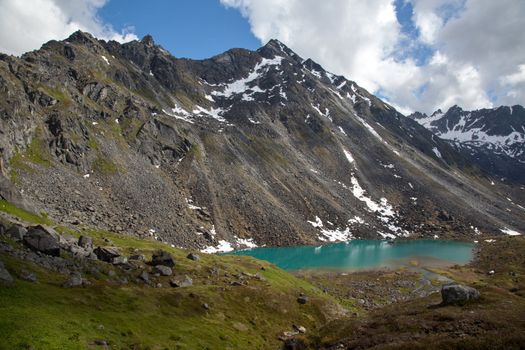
0 31 523 250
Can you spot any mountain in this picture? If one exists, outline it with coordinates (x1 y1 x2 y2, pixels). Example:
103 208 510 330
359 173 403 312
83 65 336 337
0 31 523 251
409 105 525 183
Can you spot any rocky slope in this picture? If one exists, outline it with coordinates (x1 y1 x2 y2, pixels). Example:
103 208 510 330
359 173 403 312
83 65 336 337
409 105 525 183
0 31 523 251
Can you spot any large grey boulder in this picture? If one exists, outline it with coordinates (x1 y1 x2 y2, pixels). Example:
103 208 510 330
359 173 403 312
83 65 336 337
153 265 172 276
94 246 121 262
0 261 13 283
151 250 175 267
6 225 27 241
78 235 93 249
170 275 192 288
23 227 60 256
62 272 83 288
441 284 480 305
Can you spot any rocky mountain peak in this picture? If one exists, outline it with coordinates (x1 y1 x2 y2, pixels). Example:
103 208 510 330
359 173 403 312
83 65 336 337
66 30 99 46
141 34 155 47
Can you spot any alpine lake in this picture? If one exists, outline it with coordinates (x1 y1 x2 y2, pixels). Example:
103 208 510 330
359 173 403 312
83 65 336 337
226 239 475 271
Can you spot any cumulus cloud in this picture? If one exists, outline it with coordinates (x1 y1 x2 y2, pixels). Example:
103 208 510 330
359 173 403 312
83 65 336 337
221 0 525 114
0 0 137 56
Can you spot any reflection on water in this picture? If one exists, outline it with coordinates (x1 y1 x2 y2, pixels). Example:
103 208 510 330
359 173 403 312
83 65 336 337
226 240 474 271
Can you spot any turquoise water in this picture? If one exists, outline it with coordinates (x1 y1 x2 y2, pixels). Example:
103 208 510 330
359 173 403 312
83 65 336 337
227 240 475 271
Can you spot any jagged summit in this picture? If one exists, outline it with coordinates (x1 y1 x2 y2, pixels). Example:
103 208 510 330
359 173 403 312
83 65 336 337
141 34 155 46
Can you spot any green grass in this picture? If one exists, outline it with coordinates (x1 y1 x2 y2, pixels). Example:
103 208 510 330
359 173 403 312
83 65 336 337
0 200 52 225
8 135 52 183
92 155 118 175
0 200 341 349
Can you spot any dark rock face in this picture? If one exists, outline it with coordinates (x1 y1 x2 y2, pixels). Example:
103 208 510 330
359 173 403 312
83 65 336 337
1 31 524 250
94 247 121 262
151 250 175 267
441 284 480 305
23 227 60 256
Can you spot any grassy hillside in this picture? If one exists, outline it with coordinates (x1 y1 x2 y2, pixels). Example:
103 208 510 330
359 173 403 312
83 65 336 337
0 202 344 350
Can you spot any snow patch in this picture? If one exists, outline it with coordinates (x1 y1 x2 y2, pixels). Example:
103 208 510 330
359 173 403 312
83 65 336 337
432 147 442 158
501 228 522 236
101 55 110 65
211 56 283 99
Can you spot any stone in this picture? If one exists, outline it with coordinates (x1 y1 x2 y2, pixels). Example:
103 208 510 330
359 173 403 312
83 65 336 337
292 325 306 333
19 270 37 283
0 261 13 283
94 246 121 262
138 270 149 282
441 284 480 305
62 272 83 288
23 227 60 256
60 233 79 247
153 265 172 276
78 235 93 249
111 256 128 265
170 275 193 288
186 253 201 261
282 338 307 350
5 224 27 241
129 254 145 261
297 295 309 305
151 250 175 267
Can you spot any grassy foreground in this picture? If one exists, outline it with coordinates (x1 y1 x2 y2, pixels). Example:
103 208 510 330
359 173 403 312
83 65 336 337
0 203 344 350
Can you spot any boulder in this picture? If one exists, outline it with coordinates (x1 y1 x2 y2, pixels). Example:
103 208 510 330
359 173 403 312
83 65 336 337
129 254 145 261
59 233 79 247
138 270 149 282
297 295 309 305
19 270 37 283
282 338 306 350
0 261 13 283
62 272 83 288
170 275 193 288
94 246 121 262
186 253 201 261
151 250 175 267
6 224 27 241
441 284 480 305
78 235 93 249
111 256 128 265
23 227 60 256
153 265 172 276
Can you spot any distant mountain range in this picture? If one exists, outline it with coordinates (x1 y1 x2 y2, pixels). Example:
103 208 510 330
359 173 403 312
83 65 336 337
409 105 525 183
0 31 523 251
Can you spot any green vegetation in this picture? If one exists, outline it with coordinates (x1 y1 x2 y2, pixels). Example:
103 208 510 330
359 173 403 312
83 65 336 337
92 155 119 175
187 144 203 161
8 134 53 183
0 202 341 349
0 200 52 225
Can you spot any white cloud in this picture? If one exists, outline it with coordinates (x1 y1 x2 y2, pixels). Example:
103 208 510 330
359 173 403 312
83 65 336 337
221 0 525 114
0 0 137 56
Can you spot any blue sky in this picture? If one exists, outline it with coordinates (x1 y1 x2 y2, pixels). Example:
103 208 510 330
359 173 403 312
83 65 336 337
98 0 260 59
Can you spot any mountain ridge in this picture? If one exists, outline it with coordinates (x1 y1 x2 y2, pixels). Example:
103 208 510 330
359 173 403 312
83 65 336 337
0 31 523 251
